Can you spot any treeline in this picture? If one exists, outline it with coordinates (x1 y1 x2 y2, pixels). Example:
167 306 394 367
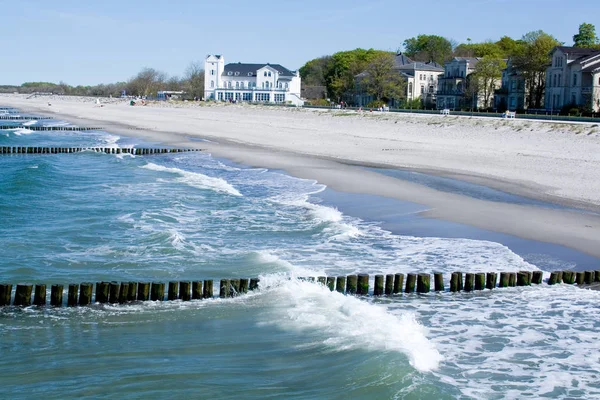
0 62 205 99
300 23 600 109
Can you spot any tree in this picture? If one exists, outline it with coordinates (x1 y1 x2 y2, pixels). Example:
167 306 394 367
360 53 405 103
299 56 333 87
512 30 561 108
127 67 167 97
573 23 599 48
183 61 204 99
472 57 505 109
402 35 454 65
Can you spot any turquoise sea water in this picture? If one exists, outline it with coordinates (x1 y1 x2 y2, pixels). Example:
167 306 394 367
1 108 600 399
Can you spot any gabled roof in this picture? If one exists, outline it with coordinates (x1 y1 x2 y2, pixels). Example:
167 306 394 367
223 62 296 77
552 46 600 58
394 53 414 67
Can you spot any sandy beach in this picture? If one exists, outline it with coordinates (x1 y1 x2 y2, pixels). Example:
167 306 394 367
2 93 600 259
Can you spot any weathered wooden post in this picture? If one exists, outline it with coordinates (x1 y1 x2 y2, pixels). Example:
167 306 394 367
127 282 137 301
239 279 249 294
346 275 358 295
576 272 585 285
508 272 517 287
249 278 259 291
67 284 78 307
357 274 370 295
14 284 33 306
516 272 528 286
96 282 109 303
0 284 13 306
119 282 129 304
150 282 165 301
474 273 485 290
455 272 464 291
417 273 430 293
168 281 179 301
405 273 417 293
385 274 394 295
450 272 459 292
548 272 559 285
179 281 191 301
393 273 404 294
336 276 346 293
326 277 335 291
109 282 120 303
434 273 444 292
79 283 93 306
373 275 384 296
585 271 594 285
50 284 63 307
595 270 600 282
486 272 497 290
192 281 203 299
33 284 46 306
317 276 326 286
230 279 241 297
203 280 214 298
499 272 510 288
220 279 230 298
137 282 150 301
532 271 543 285
526 271 533 285
464 273 474 292
562 271 575 284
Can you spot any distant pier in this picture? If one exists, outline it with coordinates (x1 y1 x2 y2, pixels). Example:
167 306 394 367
0 147 203 155
0 125 103 131
0 116 54 120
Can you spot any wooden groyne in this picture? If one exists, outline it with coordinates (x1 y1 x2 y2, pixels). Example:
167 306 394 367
0 125 102 131
0 147 202 155
0 116 54 120
1 269 598 308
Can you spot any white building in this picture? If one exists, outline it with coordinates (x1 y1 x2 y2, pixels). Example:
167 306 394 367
545 46 600 113
494 58 528 111
436 57 482 110
204 55 303 106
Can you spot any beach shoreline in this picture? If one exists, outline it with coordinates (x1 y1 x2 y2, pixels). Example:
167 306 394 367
3 94 600 260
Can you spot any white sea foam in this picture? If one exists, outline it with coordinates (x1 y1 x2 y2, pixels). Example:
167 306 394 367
141 162 242 196
8 128 34 135
21 120 37 126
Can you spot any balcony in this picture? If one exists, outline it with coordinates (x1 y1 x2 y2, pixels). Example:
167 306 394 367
582 87 592 94
436 89 465 96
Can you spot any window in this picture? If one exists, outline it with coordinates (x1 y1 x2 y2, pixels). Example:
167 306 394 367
264 72 267 77
235 93 241 101
218 92 223 101
429 85 434 93
248 72 253 76
242 92 252 101
210 80 214 88
228 81 232 88
227 71 232 76
274 93 285 103
268 72 272 77
285 83 288 89
234 72 239 76
211 70 215 76
573 74 577 86
224 92 234 101
408 82 413 94
420 85 425 94
558 74 561 86
553 75 557 87
571 94 576 104
235 82 239 89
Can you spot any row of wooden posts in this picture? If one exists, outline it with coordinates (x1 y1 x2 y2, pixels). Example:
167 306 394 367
0 115 54 120
0 125 103 131
0 147 202 155
0 270 597 307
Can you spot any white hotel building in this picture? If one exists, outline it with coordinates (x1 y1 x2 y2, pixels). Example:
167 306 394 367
204 55 303 106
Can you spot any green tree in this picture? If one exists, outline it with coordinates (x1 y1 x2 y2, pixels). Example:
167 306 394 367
183 61 204 99
299 56 332 86
472 57 505 109
360 53 406 103
512 30 561 108
126 67 167 97
573 23 599 47
402 35 454 65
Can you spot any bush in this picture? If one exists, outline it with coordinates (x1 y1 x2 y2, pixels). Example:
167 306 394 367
366 100 387 108
306 98 331 106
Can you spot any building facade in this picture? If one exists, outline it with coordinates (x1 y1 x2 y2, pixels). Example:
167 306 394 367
545 46 600 113
203 55 303 106
494 58 528 111
436 57 481 110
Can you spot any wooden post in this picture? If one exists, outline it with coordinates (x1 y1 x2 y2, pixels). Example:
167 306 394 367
109 281 120 303
14 284 33 306
576 272 585 285
317 276 326 286
393 273 404 294
79 283 93 306
517 272 528 286
192 281 203 299
585 271 594 285
220 279 230 298
532 271 543 285
33 283 46 307
562 271 575 284
475 273 485 290
150 282 165 301
51 284 63 307
168 281 179 301
450 272 459 292
119 282 129 304
455 272 463 291
373 275 384 296
137 282 150 301
405 273 416 293
239 279 249 294
326 277 335 291
486 272 497 290
385 274 394 295
417 274 430 293
96 282 109 303
0 284 13 306
249 278 259 291
230 279 241 297
357 274 369 295
508 273 517 287
595 270 600 282
127 282 137 301
499 272 510 288
526 271 533 285
464 273 474 292
336 276 346 293
67 284 78 307
179 281 191 301
434 273 444 292
548 272 559 285
203 280 214 298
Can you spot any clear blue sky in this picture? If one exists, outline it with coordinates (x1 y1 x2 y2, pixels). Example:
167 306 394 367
1 0 598 85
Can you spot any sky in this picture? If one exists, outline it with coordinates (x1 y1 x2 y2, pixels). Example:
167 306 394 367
0 0 598 85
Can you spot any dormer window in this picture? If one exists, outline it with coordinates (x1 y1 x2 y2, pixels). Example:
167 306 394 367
248 72 252 76
227 71 232 76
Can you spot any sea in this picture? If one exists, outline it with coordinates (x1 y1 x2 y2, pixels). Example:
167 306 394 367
1 107 600 399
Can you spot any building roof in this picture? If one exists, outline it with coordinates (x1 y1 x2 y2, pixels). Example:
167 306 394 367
394 53 414 67
396 61 444 73
450 57 481 64
223 62 296 78
552 46 600 58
